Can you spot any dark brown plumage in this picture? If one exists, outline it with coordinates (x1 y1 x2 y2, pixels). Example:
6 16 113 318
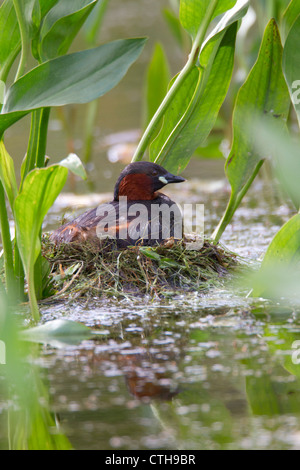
50 161 185 248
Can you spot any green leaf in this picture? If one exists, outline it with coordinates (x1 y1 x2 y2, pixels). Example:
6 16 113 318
159 257 182 269
150 23 237 173
283 13 300 127
143 43 170 129
252 214 300 298
14 164 68 321
213 19 290 242
0 140 18 209
39 0 98 60
260 214 300 264
0 38 147 135
282 0 300 39
14 0 38 38
0 0 21 79
200 0 249 67
14 165 68 270
252 121 300 210
83 0 109 45
179 0 236 39
139 246 161 261
59 152 87 180
20 319 91 340
163 8 186 48
39 0 59 18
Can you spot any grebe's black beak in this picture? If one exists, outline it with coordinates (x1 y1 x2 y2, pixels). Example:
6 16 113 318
159 172 185 185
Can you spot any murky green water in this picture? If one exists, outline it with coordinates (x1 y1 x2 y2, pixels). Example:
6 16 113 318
1 0 300 451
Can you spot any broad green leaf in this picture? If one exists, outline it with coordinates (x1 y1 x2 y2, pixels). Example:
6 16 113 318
194 135 224 159
226 20 290 193
0 140 18 209
213 19 290 241
13 0 38 39
0 38 146 135
200 0 249 67
150 23 237 173
282 0 300 39
0 0 21 77
159 257 182 269
143 43 170 129
283 14 300 127
252 214 300 298
14 165 68 272
179 0 236 39
59 152 87 180
39 0 59 18
20 319 91 340
163 8 187 48
39 0 98 60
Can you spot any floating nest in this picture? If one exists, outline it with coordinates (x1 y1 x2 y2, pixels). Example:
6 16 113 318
42 234 239 300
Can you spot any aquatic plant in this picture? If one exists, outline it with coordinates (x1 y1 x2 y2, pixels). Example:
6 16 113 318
42 235 239 300
134 0 300 301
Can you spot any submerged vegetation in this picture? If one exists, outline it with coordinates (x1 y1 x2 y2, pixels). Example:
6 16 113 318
42 236 239 300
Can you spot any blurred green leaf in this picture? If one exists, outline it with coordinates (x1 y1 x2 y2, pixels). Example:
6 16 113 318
194 135 224 159
200 0 249 67
39 0 98 60
213 19 290 241
283 13 300 127
282 0 300 39
179 0 236 39
139 246 161 261
252 214 300 299
143 43 170 130
0 140 18 209
0 0 21 79
163 8 186 48
83 0 109 45
159 257 182 269
0 38 147 135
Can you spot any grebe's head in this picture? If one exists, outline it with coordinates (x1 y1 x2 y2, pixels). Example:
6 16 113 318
114 162 185 201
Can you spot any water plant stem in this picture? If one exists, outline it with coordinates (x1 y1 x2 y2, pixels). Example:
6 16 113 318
131 0 219 162
21 108 50 188
212 160 264 243
0 183 15 298
28 260 40 323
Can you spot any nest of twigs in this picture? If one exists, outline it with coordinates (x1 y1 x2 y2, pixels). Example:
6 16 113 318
42 234 239 300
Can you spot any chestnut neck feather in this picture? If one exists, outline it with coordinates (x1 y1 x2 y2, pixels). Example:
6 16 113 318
117 173 156 200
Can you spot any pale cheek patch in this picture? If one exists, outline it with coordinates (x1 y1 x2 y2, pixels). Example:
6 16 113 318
159 176 168 185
